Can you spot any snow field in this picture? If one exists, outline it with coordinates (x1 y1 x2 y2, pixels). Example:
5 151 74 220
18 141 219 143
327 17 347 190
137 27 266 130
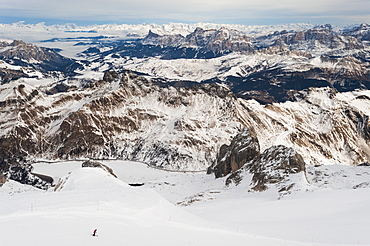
0 161 361 245
0 168 222 246
0 164 320 246
188 187 370 245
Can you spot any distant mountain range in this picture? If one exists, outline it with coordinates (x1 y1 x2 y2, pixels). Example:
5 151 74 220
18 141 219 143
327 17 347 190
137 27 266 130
78 23 370 103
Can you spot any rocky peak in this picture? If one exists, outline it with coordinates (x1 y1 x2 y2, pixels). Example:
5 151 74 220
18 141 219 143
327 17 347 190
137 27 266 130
141 30 185 47
360 23 370 29
223 144 307 197
147 30 161 39
207 127 306 195
11 39 27 46
0 40 11 48
1 40 51 61
102 70 119 82
342 23 370 41
212 127 307 194
313 24 333 31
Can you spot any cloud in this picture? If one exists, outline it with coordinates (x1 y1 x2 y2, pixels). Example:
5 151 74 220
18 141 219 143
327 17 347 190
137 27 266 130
0 0 369 25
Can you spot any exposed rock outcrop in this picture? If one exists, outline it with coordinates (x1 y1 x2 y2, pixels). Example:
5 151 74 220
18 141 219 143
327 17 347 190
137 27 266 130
0 173 6 187
248 145 306 192
265 25 364 51
0 67 30 84
210 127 260 178
82 160 117 178
212 128 307 194
7 165 52 190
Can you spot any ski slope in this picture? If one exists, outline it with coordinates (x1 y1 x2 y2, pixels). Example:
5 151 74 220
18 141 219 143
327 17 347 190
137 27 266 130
0 160 369 246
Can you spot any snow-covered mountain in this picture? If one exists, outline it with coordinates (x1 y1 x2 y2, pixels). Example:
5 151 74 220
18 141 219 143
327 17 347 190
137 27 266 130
343 23 370 41
0 39 75 73
2 68 370 184
0 70 244 173
1 22 370 193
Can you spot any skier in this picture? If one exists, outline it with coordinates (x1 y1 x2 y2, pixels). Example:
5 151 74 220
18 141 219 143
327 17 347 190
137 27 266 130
92 229 98 237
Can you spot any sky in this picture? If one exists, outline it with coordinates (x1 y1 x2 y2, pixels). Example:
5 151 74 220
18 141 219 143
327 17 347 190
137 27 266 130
0 0 369 26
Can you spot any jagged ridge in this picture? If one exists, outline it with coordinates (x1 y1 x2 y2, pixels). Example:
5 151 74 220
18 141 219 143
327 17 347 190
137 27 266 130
0 70 244 172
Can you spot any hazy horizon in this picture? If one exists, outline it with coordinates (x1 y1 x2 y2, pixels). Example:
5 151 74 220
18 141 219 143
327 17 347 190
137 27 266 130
1 0 369 27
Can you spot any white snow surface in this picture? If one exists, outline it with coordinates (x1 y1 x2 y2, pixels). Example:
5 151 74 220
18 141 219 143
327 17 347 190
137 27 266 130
0 160 369 246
